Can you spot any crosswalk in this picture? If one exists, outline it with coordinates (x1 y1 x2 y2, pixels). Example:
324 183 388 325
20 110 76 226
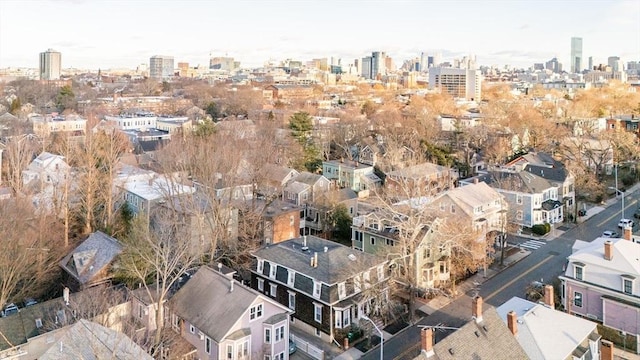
519 239 546 250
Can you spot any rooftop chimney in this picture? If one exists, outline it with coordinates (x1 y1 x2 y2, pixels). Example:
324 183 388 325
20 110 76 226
473 178 479 184
472 296 483 323
507 310 517 336
229 279 234 292
604 240 613 261
624 225 632 241
63 287 70 306
421 328 435 358
601 339 614 360
544 285 554 309
314 252 318 268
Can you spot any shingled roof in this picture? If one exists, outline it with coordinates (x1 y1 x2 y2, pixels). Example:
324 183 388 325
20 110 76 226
59 231 123 286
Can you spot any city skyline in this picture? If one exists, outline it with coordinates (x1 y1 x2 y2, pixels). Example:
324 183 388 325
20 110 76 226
1 0 639 70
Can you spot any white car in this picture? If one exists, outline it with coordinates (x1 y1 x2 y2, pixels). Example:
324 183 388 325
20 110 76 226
602 230 619 238
618 219 634 229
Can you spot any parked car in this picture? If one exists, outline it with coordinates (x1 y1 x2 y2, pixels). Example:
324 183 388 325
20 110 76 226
602 230 619 238
23 298 37 307
618 219 634 229
289 339 297 355
2 303 19 317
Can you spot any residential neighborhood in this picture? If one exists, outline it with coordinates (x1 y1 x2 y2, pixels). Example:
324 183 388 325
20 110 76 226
1 2 640 359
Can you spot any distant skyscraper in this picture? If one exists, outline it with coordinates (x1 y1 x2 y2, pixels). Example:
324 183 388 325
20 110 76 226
588 56 594 71
149 55 175 80
607 56 622 72
361 51 388 79
39 48 61 80
545 57 562 73
570 37 583 73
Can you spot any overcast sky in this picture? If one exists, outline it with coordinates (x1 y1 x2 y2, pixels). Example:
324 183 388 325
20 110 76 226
1 0 638 70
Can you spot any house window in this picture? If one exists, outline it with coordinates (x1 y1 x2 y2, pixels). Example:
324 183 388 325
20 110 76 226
250 303 263 321
290 215 294 225
258 278 264 292
237 340 249 358
363 271 371 288
385 238 394 246
137 303 144 319
265 328 271 343
275 325 285 342
205 337 212 354
343 309 351 327
171 314 180 331
275 353 284 360
516 195 523 204
574 265 583 281
370 237 376 245
226 344 232 359
288 292 296 310
257 259 264 273
354 275 361 292
190 325 195 334
269 263 277 279
623 278 634 294
335 309 343 328
423 248 431 259
450 204 455 213
314 303 322 323
573 291 583 307
270 283 277 297
338 282 346 299
288 270 295 286
313 281 321 298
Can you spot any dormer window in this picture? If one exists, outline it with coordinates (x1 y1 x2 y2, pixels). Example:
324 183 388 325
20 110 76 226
313 281 321 298
338 282 346 299
574 263 585 281
269 263 277 279
287 270 295 286
622 275 635 295
257 260 264 274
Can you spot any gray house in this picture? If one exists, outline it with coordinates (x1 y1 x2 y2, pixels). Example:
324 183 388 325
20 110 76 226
169 266 292 360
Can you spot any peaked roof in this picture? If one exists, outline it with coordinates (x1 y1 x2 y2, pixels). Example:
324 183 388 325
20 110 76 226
170 266 283 343
264 164 298 184
253 236 383 285
0 112 19 122
496 297 598 360
59 231 123 285
567 237 640 278
425 307 528 360
39 319 153 360
486 170 554 194
293 172 328 186
440 182 502 216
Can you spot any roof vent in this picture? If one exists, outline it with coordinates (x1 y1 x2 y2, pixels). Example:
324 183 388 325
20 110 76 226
348 254 357 261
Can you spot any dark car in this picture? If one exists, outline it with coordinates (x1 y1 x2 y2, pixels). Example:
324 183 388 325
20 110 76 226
289 340 297 354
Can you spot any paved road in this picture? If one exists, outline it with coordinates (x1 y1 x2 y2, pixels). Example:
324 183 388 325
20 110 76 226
361 192 640 360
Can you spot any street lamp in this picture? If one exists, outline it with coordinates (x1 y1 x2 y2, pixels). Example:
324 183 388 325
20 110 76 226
361 315 383 360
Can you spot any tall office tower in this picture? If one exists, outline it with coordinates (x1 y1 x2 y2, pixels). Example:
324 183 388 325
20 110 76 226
545 57 562 73
361 56 373 79
588 56 594 71
39 48 61 80
607 56 622 72
570 37 583 73
427 56 434 68
420 52 428 72
428 67 481 101
149 55 175 80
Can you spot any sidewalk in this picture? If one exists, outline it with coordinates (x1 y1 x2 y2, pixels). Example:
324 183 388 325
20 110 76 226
417 246 531 315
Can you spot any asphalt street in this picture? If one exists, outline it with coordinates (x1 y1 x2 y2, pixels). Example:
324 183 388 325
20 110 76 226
360 192 640 360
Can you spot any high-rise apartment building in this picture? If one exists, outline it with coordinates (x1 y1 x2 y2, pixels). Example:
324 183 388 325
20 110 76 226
209 56 239 71
149 56 175 80
39 48 61 80
428 67 481 101
545 57 562 73
570 37 583 73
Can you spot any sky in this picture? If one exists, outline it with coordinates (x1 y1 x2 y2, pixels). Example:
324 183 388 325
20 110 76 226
0 0 639 70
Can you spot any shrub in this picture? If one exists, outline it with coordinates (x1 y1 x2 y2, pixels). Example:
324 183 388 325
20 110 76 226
531 224 548 235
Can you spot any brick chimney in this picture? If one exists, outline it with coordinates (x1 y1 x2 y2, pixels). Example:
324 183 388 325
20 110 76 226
507 310 518 336
624 225 632 241
604 240 614 261
421 327 434 358
601 339 614 360
472 296 483 323
544 285 554 309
